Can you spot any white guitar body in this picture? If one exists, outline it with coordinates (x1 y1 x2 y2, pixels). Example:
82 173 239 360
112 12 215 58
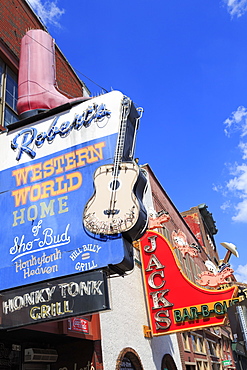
83 95 148 241
83 162 144 236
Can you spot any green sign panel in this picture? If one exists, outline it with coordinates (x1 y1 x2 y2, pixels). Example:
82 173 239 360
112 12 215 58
222 360 232 366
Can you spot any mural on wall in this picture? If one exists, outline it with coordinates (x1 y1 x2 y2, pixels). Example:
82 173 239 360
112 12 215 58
139 230 238 336
0 91 146 291
183 213 204 248
172 229 200 258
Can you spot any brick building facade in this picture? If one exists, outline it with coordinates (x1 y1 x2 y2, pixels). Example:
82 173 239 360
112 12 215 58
0 0 89 127
0 2 103 370
141 165 236 370
0 1 241 369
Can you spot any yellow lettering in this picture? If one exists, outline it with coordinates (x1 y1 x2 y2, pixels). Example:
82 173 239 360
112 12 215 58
40 180 57 199
64 152 76 171
29 183 41 202
12 208 25 226
12 167 32 186
30 306 40 320
75 147 88 166
64 300 73 313
58 196 69 214
12 187 31 207
67 172 82 192
94 141 106 159
12 198 69 226
55 176 68 196
43 158 54 178
11 142 105 190
41 304 51 318
87 142 105 163
30 163 42 182
40 199 56 218
27 205 38 221
53 155 65 174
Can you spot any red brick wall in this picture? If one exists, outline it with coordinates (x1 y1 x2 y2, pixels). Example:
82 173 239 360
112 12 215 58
55 48 85 98
0 0 84 98
142 164 209 276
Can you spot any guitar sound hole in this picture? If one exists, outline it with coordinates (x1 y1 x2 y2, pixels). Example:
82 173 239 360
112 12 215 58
104 209 120 215
110 180 120 191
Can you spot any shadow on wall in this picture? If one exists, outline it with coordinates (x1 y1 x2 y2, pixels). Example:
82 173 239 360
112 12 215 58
150 335 179 370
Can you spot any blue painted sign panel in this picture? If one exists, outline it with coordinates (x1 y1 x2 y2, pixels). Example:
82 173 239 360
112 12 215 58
0 91 133 290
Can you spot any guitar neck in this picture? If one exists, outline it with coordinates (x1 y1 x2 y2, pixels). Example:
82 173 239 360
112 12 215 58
112 96 131 177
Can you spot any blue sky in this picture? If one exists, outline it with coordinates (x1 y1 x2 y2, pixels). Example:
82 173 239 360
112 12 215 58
27 0 247 282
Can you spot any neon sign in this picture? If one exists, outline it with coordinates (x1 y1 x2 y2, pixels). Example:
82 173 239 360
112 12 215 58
0 271 109 329
139 231 238 336
0 91 136 290
11 103 111 160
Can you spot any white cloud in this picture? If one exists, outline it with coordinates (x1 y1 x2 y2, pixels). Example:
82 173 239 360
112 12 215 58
224 0 247 18
224 106 247 137
239 141 247 159
232 198 247 221
212 184 222 192
220 107 247 222
26 0 64 27
234 264 247 283
227 164 247 194
220 200 231 210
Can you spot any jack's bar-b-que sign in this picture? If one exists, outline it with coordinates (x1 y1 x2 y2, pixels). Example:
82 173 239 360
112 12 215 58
0 270 109 329
139 231 238 336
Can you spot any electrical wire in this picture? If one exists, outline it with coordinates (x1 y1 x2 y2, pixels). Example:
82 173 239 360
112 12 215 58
25 32 109 95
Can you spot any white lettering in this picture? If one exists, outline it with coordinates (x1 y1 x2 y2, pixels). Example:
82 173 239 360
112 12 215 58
10 221 70 261
11 104 111 160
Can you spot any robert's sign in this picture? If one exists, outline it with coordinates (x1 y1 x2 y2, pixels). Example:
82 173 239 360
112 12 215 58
0 270 109 329
139 231 238 336
11 103 111 161
0 91 137 290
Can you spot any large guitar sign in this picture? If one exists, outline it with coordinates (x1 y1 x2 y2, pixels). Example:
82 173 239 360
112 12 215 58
83 96 147 242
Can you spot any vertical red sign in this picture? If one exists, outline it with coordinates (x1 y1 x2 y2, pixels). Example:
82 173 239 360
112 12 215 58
139 231 238 336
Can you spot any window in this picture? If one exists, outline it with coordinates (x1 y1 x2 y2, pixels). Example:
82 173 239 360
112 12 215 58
191 333 206 354
211 363 220 370
116 348 144 370
161 354 178 370
196 361 208 370
182 332 190 351
225 339 230 351
120 357 135 369
207 340 219 357
191 334 197 352
0 58 18 127
197 336 205 353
